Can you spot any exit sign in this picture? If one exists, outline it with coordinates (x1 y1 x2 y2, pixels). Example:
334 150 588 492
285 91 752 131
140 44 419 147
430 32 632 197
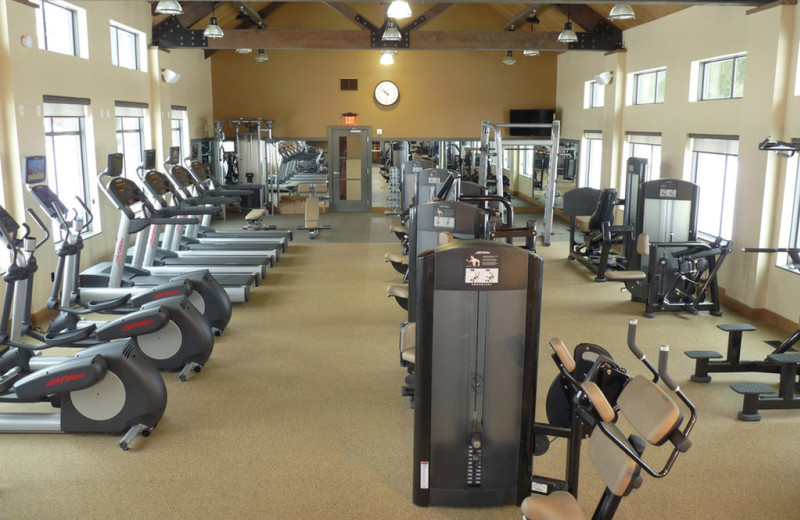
341 112 358 126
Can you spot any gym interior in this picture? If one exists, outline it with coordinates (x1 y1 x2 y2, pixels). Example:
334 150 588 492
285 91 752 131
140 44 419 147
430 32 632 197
0 1 799 518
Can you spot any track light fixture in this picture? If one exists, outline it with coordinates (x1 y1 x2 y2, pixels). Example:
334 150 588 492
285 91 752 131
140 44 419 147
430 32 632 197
254 49 269 63
155 0 182 15
204 4 224 39
523 49 540 57
609 4 636 21
502 51 516 66
558 22 578 43
387 1 412 20
382 19 402 42
235 48 252 54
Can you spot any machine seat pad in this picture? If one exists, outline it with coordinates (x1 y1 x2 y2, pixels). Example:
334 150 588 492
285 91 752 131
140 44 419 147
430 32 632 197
717 323 757 332
730 383 775 395
684 350 723 360
617 375 681 445
520 491 584 520
766 353 800 364
604 270 647 282
245 209 266 220
386 284 408 299
389 224 407 234
384 252 407 265
401 348 416 365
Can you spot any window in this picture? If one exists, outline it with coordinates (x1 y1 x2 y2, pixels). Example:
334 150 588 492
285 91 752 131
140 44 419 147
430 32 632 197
170 106 189 163
110 22 145 71
43 96 96 234
633 68 666 105
584 80 605 109
699 54 746 101
788 162 800 266
582 131 603 189
34 0 88 58
690 135 739 240
626 133 662 180
115 102 148 178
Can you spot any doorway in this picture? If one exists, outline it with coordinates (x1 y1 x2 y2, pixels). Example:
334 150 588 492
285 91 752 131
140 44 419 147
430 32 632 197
328 126 372 212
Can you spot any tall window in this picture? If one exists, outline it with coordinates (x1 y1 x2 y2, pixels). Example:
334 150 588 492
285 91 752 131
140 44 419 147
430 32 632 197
699 54 746 101
582 131 603 189
584 80 605 109
34 0 88 58
690 135 739 240
626 133 662 180
42 96 96 233
115 102 148 178
110 22 145 71
170 106 189 164
788 163 800 265
633 68 666 105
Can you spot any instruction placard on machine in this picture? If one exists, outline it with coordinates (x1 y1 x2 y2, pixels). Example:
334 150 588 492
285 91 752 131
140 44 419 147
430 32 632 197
433 205 456 230
465 250 500 285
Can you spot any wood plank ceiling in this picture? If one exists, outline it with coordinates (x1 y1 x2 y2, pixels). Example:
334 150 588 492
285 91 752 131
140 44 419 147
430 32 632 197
150 1 776 52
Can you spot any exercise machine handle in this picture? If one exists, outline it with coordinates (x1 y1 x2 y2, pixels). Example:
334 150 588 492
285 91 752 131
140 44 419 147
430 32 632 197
627 319 659 381
658 346 679 392
25 208 50 250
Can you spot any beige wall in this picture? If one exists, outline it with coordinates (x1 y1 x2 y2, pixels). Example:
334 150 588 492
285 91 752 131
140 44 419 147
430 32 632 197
555 4 800 322
211 48 557 140
0 0 213 307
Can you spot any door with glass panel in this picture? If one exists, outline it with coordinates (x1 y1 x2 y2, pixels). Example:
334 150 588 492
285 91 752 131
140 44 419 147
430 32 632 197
329 126 372 212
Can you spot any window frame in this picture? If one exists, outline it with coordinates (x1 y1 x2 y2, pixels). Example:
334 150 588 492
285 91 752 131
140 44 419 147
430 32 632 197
626 133 662 181
584 80 605 109
115 116 145 179
699 53 746 101
110 22 142 71
582 131 603 189
35 0 87 58
689 136 739 241
633 67 666 105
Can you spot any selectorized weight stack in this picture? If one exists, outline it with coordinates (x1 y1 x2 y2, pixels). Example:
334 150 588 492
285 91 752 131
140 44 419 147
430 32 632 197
413 239 542 507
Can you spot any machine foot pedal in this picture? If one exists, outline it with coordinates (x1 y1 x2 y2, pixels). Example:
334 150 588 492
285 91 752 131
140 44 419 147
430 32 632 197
119 423 151 450
179 362 203 381
685 350 723 383
717 323 757 333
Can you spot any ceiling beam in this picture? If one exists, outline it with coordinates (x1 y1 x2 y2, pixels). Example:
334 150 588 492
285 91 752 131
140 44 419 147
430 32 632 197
204 29 571 51
167 0 771 4
324 2 376 29
401 3 454 31
154 2 213 29
552 3 606 32
504 4 546 31
233 2 266 28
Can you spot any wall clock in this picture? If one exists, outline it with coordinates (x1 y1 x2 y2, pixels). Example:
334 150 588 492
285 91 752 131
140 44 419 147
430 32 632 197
374 80 399 106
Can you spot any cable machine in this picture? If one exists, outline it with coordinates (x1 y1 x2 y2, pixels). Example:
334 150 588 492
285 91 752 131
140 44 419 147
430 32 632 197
479 120 561 246
213 119 277 211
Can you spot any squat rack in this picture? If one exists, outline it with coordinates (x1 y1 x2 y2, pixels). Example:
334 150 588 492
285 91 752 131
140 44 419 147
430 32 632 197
479 119 561 246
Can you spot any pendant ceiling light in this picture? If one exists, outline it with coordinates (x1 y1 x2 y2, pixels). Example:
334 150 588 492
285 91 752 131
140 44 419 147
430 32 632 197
502 51 516 66
155 0 182 15
236 48 252 54
558 21 578 43
255 49 269 63
382 20 401 42
387 1 412 20
204 3 224 39
523 49 540 57
380 49 396 66
609 4 636 21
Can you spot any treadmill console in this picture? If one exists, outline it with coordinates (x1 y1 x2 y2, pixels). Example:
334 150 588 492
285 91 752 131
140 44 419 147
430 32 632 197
144 171 174 196
0 204 20 243
171 166 196 188
107 177 148 208
143 149 156 170
190 161 213 181
107 153 124 177
29 184 69 219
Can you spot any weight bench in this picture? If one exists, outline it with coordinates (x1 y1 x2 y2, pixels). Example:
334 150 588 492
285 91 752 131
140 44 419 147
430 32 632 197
242 208 277 231
296 196 330 239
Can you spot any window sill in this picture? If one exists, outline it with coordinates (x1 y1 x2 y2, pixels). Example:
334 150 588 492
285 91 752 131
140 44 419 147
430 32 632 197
777 264 800 276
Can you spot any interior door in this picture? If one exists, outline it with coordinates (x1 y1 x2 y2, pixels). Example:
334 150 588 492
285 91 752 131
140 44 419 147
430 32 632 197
329 126 372 212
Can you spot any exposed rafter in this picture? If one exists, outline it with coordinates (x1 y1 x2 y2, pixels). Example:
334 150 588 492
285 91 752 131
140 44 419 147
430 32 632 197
400 3 454 31
234 1 267 28
504 4 546 31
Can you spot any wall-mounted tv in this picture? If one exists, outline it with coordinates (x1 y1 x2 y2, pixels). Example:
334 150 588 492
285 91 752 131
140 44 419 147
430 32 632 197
508 109 556 137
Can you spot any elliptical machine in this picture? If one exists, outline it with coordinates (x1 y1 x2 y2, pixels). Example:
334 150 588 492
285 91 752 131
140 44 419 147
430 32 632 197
0 206 167 450
0 202 214 381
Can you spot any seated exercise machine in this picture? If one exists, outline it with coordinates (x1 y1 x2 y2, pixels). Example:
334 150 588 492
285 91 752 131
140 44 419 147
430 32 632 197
606 178 730 317
25 156 233 331
1 202 214 381
0 206 167 450
521 320 696 520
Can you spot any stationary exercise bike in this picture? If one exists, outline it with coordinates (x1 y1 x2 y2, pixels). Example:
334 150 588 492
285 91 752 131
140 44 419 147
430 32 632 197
0 204 214 381
0 209 167 449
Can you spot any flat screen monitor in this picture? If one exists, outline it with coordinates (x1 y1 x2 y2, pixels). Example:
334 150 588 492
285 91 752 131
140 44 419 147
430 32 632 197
143 149 156 170
508 109 556 137
24 155 47 184
221 140 235 153
108 153 123 176
169 146 181 165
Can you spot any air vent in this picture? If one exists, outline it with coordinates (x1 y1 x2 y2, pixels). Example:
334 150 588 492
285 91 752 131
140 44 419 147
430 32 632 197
123 342 136 358
340 78 358 91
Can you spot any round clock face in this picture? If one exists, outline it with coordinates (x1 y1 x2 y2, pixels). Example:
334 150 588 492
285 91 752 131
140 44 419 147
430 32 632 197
374 80 399 106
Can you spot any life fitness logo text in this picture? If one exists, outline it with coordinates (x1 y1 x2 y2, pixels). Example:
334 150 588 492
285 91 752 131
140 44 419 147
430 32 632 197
114 239 125 266
122 319 155 332
46 373 86 387
154 290 181 300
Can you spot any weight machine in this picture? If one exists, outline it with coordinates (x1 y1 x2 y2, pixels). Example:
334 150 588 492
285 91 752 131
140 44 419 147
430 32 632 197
479 120 561 246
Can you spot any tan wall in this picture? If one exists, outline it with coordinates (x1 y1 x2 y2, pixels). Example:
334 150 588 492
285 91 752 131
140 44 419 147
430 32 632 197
211 49 557 139
0 0 213 308
556 4 800 322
